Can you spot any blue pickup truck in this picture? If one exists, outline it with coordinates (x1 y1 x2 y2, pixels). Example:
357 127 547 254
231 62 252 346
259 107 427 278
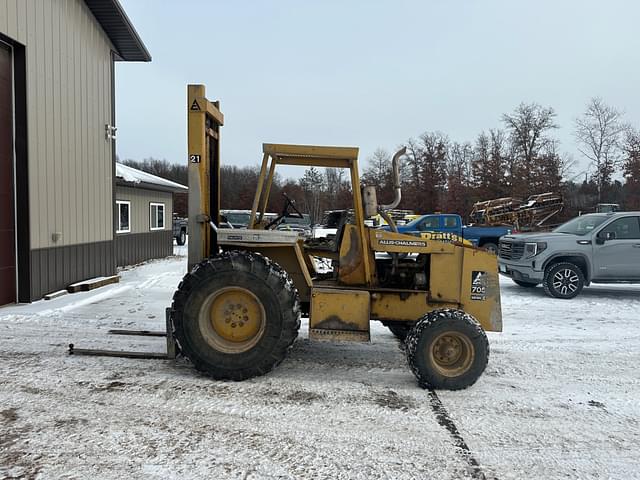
385 214 511 254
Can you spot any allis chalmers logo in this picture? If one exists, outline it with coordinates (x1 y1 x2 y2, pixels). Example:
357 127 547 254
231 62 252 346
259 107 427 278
378 239 427 247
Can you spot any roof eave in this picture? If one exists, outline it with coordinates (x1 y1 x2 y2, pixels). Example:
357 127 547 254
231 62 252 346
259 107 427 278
116 178 188 194
84 0 151 62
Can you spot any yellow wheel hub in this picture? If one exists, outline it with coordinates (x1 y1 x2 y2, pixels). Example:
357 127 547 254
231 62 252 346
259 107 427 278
199 287 266 353
429 331 474 377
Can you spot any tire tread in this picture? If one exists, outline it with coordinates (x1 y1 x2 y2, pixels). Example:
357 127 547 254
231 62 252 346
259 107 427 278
405 309 489 390
543 261 585 299
170 250 300 380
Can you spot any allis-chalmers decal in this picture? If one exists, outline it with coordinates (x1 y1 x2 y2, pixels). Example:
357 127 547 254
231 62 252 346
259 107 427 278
378 239 427 247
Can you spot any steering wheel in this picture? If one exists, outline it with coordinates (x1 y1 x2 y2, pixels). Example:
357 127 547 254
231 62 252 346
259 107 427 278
266 192 304 229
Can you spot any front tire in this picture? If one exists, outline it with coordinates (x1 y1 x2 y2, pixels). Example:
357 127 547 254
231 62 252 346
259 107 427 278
543 262 584 299
171 251 300 380
405 309 489 390
176 230 186 246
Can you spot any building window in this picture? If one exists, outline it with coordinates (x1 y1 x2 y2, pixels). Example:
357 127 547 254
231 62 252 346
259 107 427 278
150 202 165 230
116 201 131 233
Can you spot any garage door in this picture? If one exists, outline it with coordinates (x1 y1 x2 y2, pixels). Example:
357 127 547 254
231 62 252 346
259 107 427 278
0 43 15 306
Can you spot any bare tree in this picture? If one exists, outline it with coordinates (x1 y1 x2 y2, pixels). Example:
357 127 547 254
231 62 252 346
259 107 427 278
622 127 640 209
472 129 509 199
417 132 448 212
534 139 569 193
362 148 393 203
363 148 390 183
574 97 625 201
503 103 558 196
445 142 473 215
447 142 473 182
324 168 351 210
471 131 490 188
299 167 324 223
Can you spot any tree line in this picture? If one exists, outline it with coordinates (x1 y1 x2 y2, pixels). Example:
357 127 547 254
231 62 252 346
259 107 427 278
120 98 640 223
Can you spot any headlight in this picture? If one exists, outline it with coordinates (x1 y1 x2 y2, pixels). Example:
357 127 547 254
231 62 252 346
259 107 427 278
524 242 547 258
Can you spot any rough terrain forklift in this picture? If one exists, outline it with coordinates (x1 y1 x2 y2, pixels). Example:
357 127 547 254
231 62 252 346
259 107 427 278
172 85 502 390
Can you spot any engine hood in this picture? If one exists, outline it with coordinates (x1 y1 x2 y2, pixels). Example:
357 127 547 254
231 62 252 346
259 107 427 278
501 232 578 242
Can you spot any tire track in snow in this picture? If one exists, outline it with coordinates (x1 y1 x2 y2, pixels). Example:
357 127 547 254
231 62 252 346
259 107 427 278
136 271 173 290
427 388 495 480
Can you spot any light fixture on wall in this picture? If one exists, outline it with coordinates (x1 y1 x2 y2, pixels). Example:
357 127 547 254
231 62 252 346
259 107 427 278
105 124 117 141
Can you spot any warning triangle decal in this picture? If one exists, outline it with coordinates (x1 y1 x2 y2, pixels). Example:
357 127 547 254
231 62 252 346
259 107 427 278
190 100 201 111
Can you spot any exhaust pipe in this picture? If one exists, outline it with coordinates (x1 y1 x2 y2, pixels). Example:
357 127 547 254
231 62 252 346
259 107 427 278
379 146 406 212
378 146 406 234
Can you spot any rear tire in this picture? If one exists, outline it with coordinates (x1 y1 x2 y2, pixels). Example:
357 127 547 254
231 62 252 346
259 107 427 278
543 262 584 299
384 322 414 342
176 230 186 246
171 251 300 380
513 279 538 288
482 242 498 255
405 309 489 390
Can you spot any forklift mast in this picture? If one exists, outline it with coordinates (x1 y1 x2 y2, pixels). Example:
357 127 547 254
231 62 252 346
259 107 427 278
187 84 224 269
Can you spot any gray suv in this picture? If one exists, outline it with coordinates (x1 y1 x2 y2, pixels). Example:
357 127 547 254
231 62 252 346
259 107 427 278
498 212 640 298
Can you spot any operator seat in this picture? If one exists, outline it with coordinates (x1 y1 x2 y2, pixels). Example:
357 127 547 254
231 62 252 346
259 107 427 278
304 210 349 253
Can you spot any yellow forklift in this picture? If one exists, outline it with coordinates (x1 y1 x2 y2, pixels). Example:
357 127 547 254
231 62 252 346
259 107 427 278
174 85 502 390
71 85 502 390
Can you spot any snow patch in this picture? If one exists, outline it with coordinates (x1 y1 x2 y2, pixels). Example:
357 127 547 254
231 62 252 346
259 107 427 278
116 163 187 190
1 247 639 478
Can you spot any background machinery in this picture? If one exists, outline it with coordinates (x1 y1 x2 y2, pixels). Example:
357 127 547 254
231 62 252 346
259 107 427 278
470 192 564 231
171 85 502 390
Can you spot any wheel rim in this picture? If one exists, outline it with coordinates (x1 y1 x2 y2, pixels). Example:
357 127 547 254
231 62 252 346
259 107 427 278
485 245 497 254
429 331 475 377
552 269 579 296
199 287 266 353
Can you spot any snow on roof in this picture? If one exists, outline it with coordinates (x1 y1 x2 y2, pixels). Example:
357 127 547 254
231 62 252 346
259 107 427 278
115 163 187 191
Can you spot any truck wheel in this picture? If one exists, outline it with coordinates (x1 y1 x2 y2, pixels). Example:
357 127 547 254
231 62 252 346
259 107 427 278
543 262 584 299
176 230 186 246
405 309 488 390
171 251 300 380
513 280 538 288
383 322 415 342
482 242 498 254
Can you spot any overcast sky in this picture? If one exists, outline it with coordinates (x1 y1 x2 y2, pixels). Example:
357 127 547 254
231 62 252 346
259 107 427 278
115 0 640 180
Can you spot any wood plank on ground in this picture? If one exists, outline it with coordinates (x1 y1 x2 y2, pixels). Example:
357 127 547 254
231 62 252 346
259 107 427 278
67 275 120 293
44 290 68 300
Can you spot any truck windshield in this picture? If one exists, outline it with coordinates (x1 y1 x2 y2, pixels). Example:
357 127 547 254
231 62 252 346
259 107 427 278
224 212 251 227
281 213 311 226
554 215 608 236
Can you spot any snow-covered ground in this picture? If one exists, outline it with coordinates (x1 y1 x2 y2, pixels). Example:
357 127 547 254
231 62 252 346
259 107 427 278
1 245 639 479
